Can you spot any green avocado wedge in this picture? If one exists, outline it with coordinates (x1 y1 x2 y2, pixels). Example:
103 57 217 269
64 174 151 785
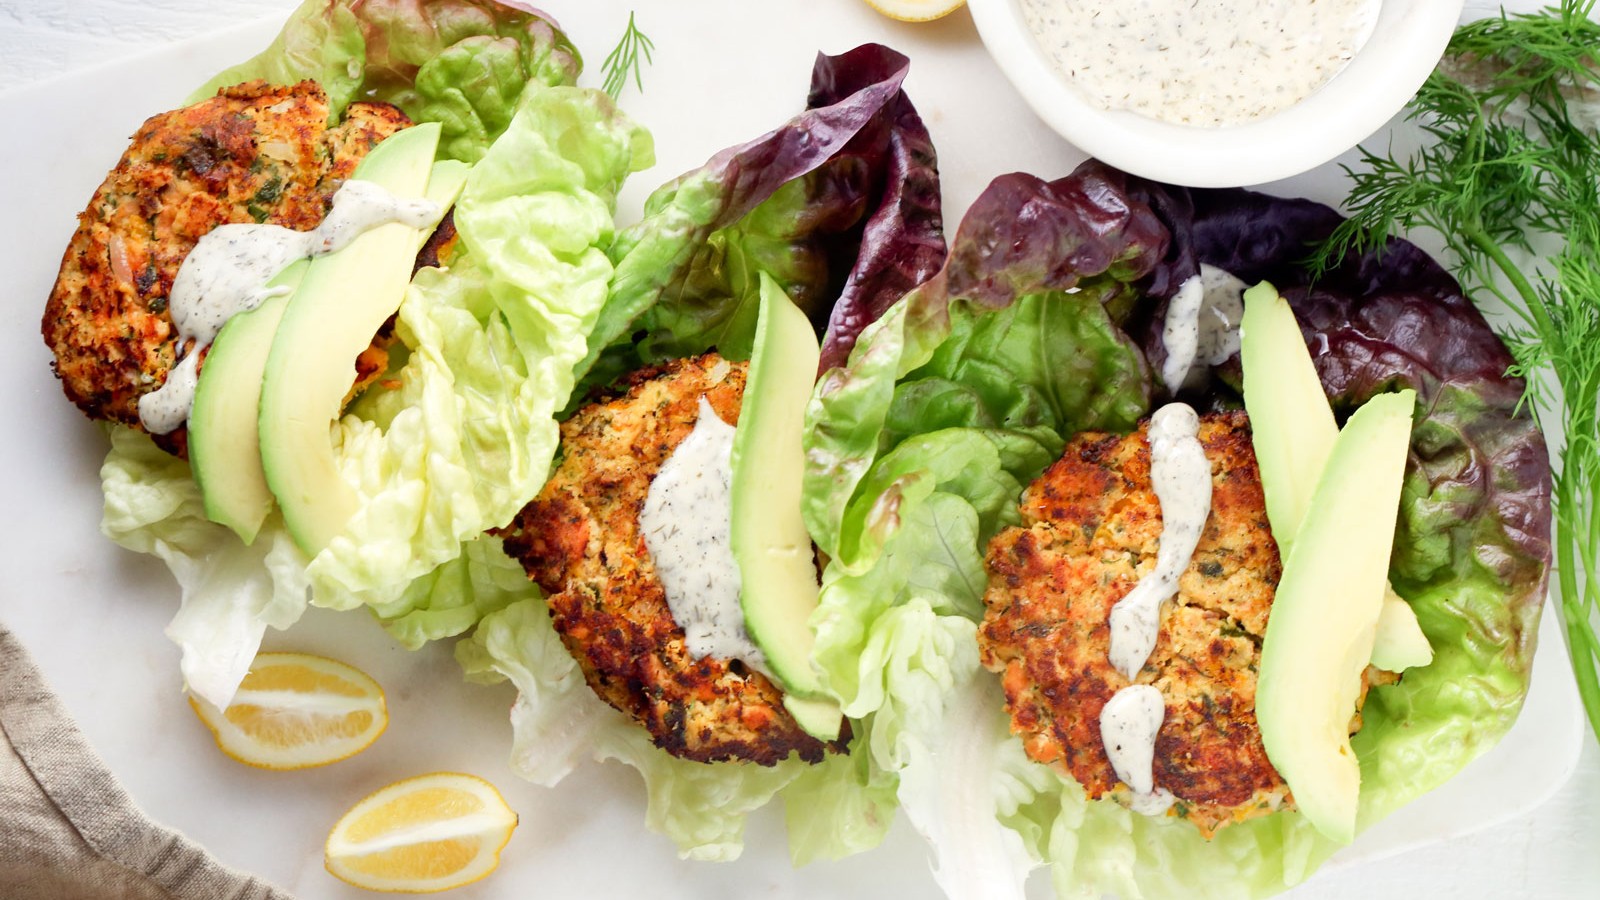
1240 282 1431 671
258 122 456 557
189 259 309 544
1256 388 1417 845
1239 282 1337 553
730 274 843 741
1371 585 1435 671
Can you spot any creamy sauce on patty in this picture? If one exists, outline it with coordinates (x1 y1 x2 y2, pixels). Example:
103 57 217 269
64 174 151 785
137 180 440 434
641 397 769 671
1020 0 1381 127
1100 684 1177 815
1160 265 1248 395
1108 403 1212 679
1099 402 1215 816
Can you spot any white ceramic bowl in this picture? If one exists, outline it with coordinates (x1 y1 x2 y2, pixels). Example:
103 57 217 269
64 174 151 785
967 0 1466 187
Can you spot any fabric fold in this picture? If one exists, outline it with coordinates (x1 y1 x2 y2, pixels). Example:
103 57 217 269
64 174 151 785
0 624 291 900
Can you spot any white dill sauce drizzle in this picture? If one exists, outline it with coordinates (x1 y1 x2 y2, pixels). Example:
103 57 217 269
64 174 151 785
1108 402 1213 680
1099 402 1213 817
1160 264 1248 394
137 180 440 434
641 396 770 671
1100 685 1178 815
1019 0 1382 127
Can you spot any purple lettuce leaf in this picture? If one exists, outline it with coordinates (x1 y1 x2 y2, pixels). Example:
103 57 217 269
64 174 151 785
812 45 947 372
577 43 944 390
941 166 1171 310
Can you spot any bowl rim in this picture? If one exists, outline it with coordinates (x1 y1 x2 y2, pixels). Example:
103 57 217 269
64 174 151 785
965 0 1468 188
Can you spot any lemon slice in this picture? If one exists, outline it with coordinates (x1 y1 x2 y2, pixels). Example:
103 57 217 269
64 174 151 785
189 651 387 770
863 0 966 22
325 773 519 893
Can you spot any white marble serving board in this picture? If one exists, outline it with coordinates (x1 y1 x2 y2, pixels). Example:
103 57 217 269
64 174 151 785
1 2 1594 898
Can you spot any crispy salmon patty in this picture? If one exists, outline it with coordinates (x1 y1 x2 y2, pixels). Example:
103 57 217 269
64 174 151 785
41 80 412 455
498 353 842 766
979 410 1391 837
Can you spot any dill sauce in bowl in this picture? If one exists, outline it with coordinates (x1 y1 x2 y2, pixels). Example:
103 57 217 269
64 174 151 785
967 0 1467 187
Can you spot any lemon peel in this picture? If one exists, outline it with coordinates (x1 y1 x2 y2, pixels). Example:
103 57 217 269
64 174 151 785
325 772 519 893
188 651 387 770
863 0 966 24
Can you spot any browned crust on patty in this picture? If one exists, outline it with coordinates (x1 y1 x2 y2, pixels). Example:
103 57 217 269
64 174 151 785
498 353 844 766
41 80 412 454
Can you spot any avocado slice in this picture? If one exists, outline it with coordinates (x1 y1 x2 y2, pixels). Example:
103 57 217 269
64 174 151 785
730 274 843 741
1371 585 1434 671
258 123 455 556
193 146 466 549
1256 389 1417 844
189 258 308 544
1240 282 1430 671
1239 282 1337 552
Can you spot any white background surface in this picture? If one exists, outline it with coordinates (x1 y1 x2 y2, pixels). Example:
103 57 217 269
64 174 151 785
2 1 1598 898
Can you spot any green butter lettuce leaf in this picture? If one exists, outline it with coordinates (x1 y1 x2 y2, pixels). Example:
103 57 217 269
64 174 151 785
368 535 532 651
812 290 1148 582
189 0 581 161
310 84 652 625
782 742 899 866
897 663 1043 900
458 597 896 862
801 163 1552 897
103 56 650 703
803 169 1166 571
100 427 311 709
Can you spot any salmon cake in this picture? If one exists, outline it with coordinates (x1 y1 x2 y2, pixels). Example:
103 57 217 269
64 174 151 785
41 80 412 454
499 353 843 766
979 410 1391 837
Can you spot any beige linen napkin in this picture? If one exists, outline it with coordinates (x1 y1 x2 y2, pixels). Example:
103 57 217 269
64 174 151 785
0 624 293 900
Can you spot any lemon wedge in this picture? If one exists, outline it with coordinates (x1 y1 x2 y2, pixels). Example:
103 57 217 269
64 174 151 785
863 0 966 22
188 651 387 770
325 773 519 893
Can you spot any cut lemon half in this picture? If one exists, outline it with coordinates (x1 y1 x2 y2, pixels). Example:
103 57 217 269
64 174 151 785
863 0 966 23
189 651 387 770
325 772 519 893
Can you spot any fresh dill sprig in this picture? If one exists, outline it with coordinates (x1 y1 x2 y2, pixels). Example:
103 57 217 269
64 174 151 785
601 12 654 101
1320 0 1600 740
